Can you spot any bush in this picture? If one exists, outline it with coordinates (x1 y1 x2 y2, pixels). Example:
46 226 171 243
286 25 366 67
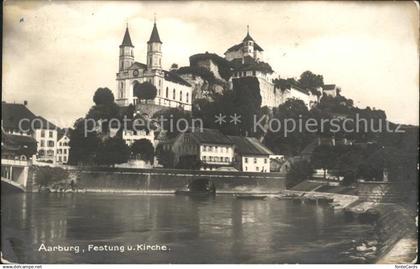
131 139 154 163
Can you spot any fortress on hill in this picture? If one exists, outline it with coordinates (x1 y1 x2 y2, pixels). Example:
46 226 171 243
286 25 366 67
115 22 339 113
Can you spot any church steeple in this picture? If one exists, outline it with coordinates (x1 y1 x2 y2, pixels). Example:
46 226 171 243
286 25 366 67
120 25 134 47
147 18 162 70
119 24 134 71
148 20 162 44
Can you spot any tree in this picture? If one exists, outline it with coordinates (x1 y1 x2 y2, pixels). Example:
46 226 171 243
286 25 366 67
155 143 175 168
286 160 313 188
311 145 336 180
133 82 157 102
263 99 313 156
93 87 115 106
298 71 324 95
94 137 130 166
68 118 101 165
153 107 192 138
131 139 154 163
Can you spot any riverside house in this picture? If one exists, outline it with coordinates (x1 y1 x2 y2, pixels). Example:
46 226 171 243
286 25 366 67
2 102 59 164
228 136 273 172
171 128 235 170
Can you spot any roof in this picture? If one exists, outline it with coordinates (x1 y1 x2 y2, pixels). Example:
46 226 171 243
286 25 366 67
57 128 70 141
120 27 134 47
243 31 254 42
225 42 264 54
2 129 37 152
274 79 310 95
322 84 337 91
230 56 273 74
185 128 233 145
228 136 273 156
2 102 37 131
2 102 58 131
128 62 147 70
148 23 162 44
164 70 191 87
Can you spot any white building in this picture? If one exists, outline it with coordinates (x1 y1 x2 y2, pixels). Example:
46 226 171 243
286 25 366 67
225 28 318 110
115 22 193 111
34 127 57 164
228 136 273 172
171 128 235 170
56 133 70 164
1 102 59 164
122 129 155 147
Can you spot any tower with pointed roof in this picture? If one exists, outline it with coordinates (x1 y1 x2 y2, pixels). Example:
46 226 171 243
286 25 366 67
147 19 162 70
119 25 135 71
224 26 264 62
115 19 193 111
242 25 255 58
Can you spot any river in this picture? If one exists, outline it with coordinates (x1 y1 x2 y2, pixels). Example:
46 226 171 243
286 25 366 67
1 193 373 263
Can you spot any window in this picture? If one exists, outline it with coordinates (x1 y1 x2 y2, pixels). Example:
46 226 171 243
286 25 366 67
63 157 67 162
49 131 53 138
253 70 256 76
202 156 206 161
41 140 45 147
186 92 189 103
245 166 248 171
215 146 218 152
264 158 267 164
254 158 257 164
245 157 248 163
256 166 259 171
166 87 169 98
64 149 67 154
225 157 229 162
48 141 54 147
173 89 176 99
180 90 183 102
202 146 206 152
58 157 62 162
209 146 213 152
41 130 45 137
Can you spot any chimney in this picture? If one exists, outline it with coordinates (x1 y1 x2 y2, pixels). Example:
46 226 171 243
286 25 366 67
24 100 28 106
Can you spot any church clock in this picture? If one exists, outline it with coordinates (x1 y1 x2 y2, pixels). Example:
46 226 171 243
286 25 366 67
133 69 139 77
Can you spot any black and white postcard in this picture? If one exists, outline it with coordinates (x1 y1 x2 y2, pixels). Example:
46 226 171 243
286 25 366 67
1 1 418 266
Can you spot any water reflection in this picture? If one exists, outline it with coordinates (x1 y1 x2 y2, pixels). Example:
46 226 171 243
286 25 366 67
1 193 372 263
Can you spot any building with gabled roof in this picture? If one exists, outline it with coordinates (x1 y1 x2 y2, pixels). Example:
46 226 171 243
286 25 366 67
171 128 235 170
228 136 273 172
2 102 60 164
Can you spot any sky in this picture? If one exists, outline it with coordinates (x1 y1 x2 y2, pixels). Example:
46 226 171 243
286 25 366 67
3 1 419 127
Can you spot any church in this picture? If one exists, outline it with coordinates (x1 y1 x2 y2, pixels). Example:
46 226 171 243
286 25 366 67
115 21 193 111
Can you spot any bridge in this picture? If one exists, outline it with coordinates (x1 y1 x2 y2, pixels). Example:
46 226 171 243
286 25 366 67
1 158 31 192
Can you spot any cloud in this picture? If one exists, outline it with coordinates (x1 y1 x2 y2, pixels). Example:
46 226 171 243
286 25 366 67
2 1 418 126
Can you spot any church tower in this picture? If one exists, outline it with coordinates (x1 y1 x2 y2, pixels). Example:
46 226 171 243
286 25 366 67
119 25 134 71
242 25 254 58
147 19 162 70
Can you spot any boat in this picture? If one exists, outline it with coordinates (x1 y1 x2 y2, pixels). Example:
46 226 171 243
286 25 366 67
235 194 267 200
175 178 216 196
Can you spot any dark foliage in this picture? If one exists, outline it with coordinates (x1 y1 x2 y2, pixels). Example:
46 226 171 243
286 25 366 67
93 87 115 106
131 138 154 163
